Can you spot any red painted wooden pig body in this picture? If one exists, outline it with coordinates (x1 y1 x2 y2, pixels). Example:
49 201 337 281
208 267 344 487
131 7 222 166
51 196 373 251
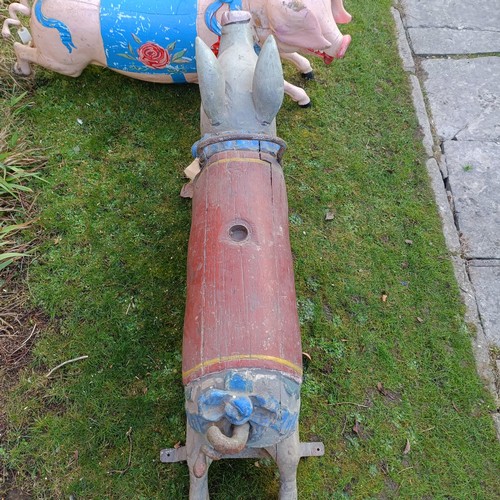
184 146 303 388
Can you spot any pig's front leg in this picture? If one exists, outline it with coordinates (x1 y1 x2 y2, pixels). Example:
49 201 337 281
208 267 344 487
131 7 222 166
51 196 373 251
331 0 352 24
284 81 311 108
280 52 315 80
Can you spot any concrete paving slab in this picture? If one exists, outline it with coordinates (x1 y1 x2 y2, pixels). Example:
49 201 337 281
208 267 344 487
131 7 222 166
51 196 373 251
408 27 500 55
401 0 500 32
468 264 500 346
421 57 500 141
443 141 500 259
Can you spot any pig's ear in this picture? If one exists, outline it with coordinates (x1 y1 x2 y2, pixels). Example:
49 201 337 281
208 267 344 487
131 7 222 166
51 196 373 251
266 2 331 50
252 36 284 125
195 37 225 126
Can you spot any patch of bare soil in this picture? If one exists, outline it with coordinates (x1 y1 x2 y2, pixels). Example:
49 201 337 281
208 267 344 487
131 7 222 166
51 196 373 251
1 263 47 499
1 19 45 498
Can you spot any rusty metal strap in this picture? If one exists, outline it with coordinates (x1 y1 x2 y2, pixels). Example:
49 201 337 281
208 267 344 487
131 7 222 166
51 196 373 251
194 133 287 167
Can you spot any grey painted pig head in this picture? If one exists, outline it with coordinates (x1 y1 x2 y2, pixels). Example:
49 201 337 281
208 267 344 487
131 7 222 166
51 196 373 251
195 11 284 137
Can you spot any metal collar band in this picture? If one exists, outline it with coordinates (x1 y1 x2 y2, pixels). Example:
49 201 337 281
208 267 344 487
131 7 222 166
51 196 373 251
194 133 287 168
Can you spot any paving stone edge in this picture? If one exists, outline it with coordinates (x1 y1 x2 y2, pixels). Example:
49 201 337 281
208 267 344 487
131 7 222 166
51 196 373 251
391 3 500 437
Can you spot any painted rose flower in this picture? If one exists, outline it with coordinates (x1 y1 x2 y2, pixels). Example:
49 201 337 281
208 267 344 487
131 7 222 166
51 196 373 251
137 42 170 69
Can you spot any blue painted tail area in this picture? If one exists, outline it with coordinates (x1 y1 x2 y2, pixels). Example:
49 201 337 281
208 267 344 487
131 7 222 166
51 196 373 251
35 0 76 53
205 0 243 36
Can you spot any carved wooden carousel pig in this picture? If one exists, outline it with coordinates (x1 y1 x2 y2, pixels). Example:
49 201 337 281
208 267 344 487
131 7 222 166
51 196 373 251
160 10 323 499
2 0 352 106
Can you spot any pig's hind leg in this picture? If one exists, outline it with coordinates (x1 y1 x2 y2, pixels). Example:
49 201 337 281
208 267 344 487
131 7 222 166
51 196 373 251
276 429 301 500
13 41 86 77
186 425 211 500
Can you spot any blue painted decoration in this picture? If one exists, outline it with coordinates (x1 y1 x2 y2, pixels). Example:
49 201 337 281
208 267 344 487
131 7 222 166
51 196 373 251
193 137 286 163
34 0 247 79
205 0 244 36
188 372 300 445
100 0 198 79
35 0 76 53
226 371 254 392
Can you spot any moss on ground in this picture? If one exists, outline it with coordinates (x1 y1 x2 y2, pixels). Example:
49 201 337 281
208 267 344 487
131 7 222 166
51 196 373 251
2 1 499 498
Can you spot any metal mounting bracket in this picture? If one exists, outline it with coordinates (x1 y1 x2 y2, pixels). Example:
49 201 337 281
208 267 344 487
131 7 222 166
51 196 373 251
160 441 324 463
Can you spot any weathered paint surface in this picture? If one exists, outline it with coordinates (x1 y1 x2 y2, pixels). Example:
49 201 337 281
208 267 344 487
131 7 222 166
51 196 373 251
185 369 301 447
163 15 326 497
34 0 76 52
182 149 303 385
4 0 351 102
100 0 198 79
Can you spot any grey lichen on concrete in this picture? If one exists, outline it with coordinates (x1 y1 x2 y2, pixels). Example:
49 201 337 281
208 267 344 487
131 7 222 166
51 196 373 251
421 57 500 141
408 28 500 55
400 0 500 32
443 141 500 259
468 263 500 346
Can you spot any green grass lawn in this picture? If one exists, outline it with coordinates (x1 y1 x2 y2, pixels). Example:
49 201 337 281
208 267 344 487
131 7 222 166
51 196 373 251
2 1 499 498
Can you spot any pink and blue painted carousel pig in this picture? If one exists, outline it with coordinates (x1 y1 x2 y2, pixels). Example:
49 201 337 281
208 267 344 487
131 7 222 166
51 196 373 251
2 0 352 106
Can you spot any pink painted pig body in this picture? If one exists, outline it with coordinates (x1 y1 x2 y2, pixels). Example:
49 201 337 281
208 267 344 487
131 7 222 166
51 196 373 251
3 0 351 105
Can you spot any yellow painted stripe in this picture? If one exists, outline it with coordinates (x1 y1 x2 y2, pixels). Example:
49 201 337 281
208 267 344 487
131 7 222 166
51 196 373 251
211 157 269 166
183 354 303 379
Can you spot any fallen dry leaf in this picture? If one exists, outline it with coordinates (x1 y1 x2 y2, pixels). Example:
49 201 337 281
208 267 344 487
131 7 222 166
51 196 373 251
403 439 411 455
67 449 79 468
405 239 413 245
380 461 389 475
416 317 424 323
353 420 361 435
302 352 312 361
377 382 402 403
381 293 388 303
325 211 335 221
352 420 369 440
173 441 182 449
